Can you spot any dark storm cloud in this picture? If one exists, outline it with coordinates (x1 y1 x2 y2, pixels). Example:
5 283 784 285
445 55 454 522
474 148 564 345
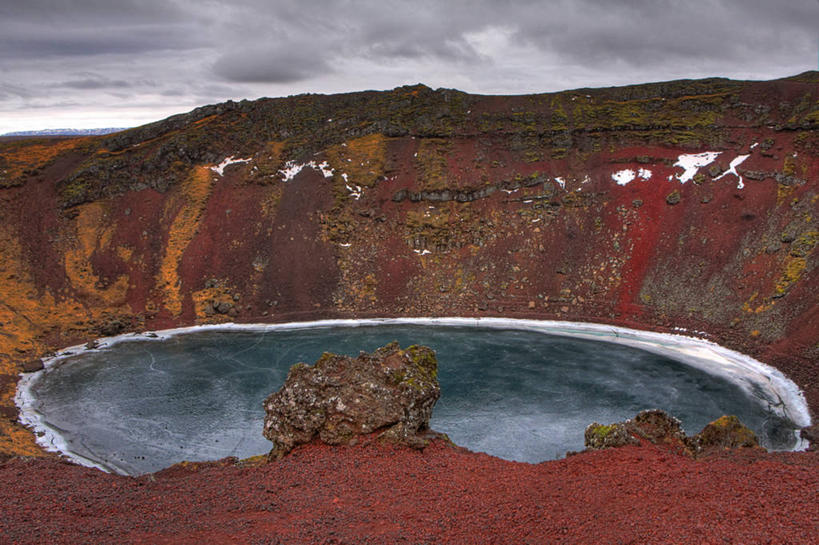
57 75 141 90
0 26 207 60
202 0 819 86
2 0 818 133
0 0 189 26
213 44 333 84
509 0 819 70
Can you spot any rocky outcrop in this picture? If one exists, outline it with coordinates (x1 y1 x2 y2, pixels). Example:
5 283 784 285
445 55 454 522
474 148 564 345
262 342 441 458
585 410 761 457
693 415 760 453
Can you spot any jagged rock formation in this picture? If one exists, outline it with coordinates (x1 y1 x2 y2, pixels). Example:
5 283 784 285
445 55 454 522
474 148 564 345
262 342 441 458
585 410 760 456
0 73 816 456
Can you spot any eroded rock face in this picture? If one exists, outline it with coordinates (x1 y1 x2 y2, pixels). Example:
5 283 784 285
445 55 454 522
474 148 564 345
585 409 761 457
262 342 440 458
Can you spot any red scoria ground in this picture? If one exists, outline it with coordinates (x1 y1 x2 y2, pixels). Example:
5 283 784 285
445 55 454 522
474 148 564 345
1 440 817 545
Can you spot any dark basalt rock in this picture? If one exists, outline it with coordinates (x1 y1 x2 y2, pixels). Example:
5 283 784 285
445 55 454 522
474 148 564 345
21 359 44 373
262 342 441 459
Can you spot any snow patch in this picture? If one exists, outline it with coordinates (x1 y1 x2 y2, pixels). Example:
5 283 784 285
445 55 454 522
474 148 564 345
673 152 721 183
345 183 362 200
414 249 431 255
612 169 636 186
211 156 252 177
638 168 652 180
714 154 750 189
554 177 566 189
316 161 334 178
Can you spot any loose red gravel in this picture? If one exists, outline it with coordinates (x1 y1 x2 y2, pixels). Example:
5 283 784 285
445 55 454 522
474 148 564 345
1 441 817 544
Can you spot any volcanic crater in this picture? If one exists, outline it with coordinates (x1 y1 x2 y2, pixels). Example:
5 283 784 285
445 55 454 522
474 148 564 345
0 73 817 544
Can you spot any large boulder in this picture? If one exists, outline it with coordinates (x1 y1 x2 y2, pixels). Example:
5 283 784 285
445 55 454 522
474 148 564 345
262 342 441 458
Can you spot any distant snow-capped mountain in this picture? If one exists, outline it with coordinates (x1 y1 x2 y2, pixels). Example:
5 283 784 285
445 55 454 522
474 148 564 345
2 128 127 137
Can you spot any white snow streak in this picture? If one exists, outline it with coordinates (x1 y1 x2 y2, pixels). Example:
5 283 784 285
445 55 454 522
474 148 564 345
715 154 750 189
278 160 335 182
345 183 362 200
211 156 252 177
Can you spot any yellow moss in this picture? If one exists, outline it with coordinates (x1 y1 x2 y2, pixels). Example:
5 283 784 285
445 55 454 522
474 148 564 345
156 166 214 316
63 202 130 306
0 421 43 456
116 246 134 262
253 141 286 181
774 257 807 295
0 225 110 456
191 286 234 322
782 155 797 176
776 183 795 204
0 137 92 181
414 138 451 191
326 134 386 188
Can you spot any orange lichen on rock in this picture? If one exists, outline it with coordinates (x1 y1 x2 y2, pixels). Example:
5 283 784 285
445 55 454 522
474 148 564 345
191 286 236 323
326 134 386 187
156 166 214 316
0 137 91 182
774 257 807 296
63 202 130 306
0 226 91 456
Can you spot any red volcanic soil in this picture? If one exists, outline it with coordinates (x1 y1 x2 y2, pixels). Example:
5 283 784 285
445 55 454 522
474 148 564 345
1 440 817 545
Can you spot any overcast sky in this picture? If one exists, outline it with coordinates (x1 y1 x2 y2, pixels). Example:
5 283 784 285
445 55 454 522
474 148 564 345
1 0 817 133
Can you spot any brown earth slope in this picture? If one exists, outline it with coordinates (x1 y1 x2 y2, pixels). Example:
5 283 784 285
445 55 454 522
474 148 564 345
0 73 816 542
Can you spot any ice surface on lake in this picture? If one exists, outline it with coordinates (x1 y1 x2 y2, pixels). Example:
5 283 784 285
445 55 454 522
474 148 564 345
17 318 810 475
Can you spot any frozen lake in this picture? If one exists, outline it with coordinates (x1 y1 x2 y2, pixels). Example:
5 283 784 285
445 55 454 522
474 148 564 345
18 319 808 475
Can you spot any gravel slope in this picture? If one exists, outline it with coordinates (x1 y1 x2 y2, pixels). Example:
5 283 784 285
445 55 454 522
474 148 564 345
1 440 817 544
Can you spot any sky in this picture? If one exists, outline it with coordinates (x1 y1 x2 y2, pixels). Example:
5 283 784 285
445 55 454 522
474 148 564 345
1 0 817 134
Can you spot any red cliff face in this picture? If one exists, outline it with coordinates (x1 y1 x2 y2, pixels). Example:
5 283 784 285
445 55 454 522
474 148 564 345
0 74 817 455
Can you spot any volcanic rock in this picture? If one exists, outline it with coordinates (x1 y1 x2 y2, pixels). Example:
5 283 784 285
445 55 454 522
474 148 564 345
692 415 760 453
584 410 762 457
584 422 639 449
21 359 44 373
262 342 441 458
